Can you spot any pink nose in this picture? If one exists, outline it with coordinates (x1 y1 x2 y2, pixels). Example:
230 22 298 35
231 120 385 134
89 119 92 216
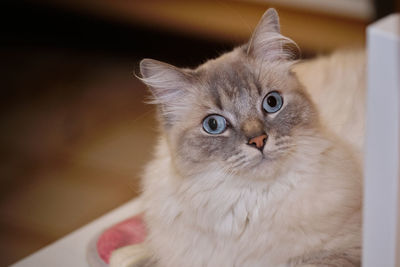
248 134 268 151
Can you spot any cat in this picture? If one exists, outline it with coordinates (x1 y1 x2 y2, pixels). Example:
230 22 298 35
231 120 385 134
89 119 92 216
120 8 363 267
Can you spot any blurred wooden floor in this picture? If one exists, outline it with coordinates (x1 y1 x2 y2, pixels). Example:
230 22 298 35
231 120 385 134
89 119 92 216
0 49 158 266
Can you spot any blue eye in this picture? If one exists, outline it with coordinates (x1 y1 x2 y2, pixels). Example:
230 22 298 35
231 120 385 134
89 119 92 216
262 91 283 113
202 115 227 134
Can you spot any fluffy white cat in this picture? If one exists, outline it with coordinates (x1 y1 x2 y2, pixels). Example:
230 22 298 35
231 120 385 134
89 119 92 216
112 8 364 267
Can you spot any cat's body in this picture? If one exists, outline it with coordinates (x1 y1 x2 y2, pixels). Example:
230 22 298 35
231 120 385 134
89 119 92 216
294 49 365 157
132 9 363 267
142 133 361 266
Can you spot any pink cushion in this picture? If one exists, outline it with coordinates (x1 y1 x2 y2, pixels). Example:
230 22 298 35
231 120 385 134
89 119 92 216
96 214 146 264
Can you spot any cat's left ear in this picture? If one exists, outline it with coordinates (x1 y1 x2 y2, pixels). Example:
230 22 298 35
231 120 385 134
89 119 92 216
139 59 194 126
247 8 299 61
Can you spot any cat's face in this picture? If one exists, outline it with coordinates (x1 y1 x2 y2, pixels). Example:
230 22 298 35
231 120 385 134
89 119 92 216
139 9 318 179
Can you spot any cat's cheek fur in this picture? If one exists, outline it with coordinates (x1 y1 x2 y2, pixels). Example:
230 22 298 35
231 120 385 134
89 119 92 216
171 130 229 175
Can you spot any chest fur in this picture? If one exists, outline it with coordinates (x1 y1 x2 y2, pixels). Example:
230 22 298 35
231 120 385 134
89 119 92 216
145 173 339 267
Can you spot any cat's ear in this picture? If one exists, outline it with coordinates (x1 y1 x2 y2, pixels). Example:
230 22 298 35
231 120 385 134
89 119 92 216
139 59 193 125
247 8 299 61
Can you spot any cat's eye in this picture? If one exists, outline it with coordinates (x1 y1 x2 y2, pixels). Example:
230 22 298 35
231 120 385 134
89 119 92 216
202 115 227 134
262 91 283 113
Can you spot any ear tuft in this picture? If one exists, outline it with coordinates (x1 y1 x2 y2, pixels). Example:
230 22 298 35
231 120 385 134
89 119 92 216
139 58 159 79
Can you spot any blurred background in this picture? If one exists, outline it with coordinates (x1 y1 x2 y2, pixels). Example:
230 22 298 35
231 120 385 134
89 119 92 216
0 0 398 265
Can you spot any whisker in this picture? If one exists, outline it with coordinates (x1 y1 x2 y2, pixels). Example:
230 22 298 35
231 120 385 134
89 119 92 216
231 159 249 169
227 154 246 164
265 144 295 154
275 139 291 146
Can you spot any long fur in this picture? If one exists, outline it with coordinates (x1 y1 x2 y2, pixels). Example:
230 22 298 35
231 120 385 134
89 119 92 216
114 8 365 267
141 130 362 266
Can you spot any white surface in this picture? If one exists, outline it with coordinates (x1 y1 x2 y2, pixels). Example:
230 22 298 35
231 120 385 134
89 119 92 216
363 14 400 267
11 198 143 267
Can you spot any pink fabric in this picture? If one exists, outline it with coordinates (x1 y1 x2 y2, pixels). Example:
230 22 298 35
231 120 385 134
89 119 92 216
96 214 146 264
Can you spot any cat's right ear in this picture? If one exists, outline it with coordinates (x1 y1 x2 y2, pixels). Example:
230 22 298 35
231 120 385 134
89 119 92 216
139 59 194 126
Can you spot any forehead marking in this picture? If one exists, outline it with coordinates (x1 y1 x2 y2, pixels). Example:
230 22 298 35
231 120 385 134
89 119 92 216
210 86 223 110
206 61 267 119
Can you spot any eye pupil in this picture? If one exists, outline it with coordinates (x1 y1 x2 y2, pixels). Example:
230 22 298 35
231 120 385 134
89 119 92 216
202 115 227 134
208 118 218 131
262 91 283 113
267 96 277 107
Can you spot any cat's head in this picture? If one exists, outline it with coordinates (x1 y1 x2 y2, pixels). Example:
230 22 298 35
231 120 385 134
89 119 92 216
139 9 319 179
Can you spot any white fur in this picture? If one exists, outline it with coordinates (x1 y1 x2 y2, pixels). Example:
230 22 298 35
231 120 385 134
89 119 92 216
141 129 362 267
